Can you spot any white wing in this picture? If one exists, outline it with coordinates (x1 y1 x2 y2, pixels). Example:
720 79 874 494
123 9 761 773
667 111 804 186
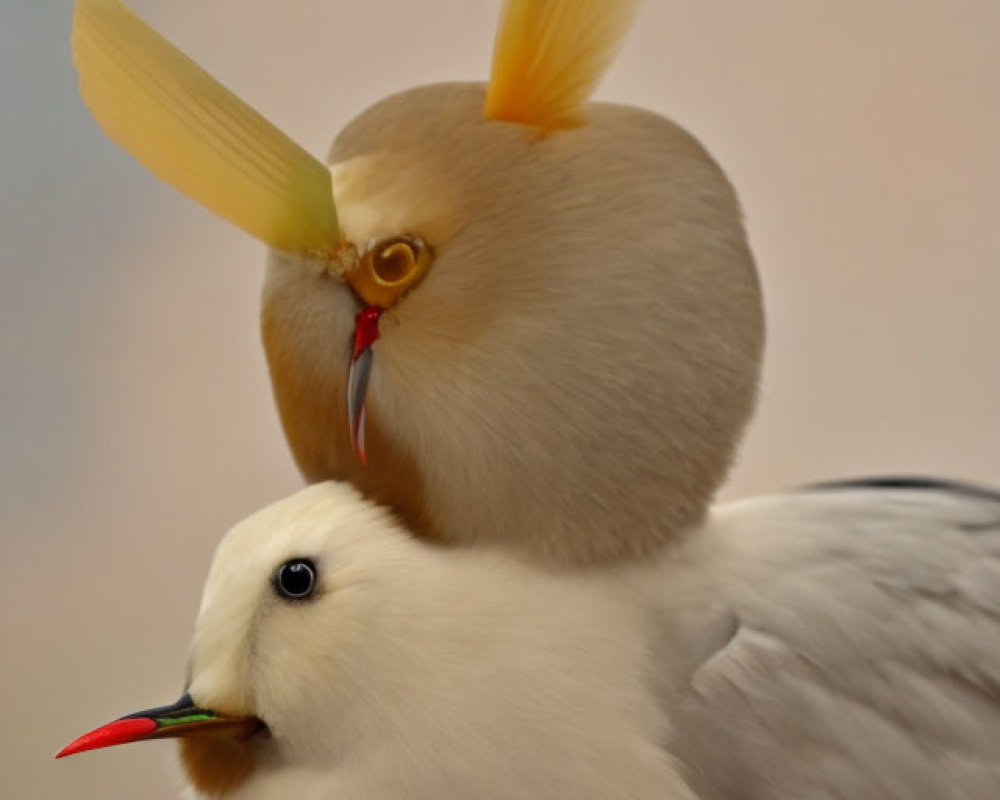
654 479 1000 800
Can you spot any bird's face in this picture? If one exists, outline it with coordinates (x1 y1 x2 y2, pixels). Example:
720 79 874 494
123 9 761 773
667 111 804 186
181 482 428 791
58 482 446 795
264 83 765 563
73 0 765 564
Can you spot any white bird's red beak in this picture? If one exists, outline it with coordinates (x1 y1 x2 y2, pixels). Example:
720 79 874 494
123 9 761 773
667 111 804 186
56 693 264 759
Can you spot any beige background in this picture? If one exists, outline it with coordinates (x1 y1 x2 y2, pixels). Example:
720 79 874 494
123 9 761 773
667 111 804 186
1 1 998 797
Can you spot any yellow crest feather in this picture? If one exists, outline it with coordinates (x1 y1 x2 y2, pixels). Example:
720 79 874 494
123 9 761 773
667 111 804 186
484 0 640 130
71 0 340 256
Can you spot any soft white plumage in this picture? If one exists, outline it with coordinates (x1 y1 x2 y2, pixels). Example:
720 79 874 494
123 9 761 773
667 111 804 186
180 481 697 799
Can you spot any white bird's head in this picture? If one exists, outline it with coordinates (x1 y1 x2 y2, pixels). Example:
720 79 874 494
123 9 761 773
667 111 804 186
72 0 764 563
58 482 683 798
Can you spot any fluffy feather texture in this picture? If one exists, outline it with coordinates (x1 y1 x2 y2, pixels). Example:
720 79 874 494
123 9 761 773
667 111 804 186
180 481 696 799
71 0 340 256
484 0 641 129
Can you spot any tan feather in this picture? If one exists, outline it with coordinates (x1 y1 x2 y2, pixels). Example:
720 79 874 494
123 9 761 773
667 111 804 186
484 0 640 130
71 0 340 256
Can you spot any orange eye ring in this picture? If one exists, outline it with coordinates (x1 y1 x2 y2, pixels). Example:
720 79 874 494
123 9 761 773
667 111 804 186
346 235 434 309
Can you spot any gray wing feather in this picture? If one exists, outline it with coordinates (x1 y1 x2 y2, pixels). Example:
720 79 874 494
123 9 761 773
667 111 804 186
660 481 1000 800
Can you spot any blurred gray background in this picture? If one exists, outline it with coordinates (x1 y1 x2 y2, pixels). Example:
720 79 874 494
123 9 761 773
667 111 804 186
1 1 998 797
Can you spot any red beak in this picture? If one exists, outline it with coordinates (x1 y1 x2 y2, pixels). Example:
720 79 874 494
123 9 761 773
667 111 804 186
57 693 264 759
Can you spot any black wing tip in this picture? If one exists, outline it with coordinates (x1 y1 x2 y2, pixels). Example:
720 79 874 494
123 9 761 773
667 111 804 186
799 475 1000 503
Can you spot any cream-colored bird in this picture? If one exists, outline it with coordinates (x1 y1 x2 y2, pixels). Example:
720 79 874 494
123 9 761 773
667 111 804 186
59 481 699 800
72 0 761 564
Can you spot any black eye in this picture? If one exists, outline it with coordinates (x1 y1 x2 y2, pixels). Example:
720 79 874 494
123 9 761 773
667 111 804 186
273 558 317 601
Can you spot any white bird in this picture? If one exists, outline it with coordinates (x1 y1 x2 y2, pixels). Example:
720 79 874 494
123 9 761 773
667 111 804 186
59 479 1000 798
59 481 699 800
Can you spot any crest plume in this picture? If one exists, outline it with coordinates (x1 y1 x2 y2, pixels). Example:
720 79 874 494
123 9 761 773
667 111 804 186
71 0 340 256
484 0 641 130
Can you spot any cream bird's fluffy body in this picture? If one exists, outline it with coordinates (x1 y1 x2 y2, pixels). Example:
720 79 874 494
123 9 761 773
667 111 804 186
180 481 697 800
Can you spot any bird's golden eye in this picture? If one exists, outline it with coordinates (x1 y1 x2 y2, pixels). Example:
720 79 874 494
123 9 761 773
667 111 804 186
347 235 434 309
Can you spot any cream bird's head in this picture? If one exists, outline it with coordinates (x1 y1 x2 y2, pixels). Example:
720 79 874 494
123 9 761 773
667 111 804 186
72 0 764 563
58 482 681 798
